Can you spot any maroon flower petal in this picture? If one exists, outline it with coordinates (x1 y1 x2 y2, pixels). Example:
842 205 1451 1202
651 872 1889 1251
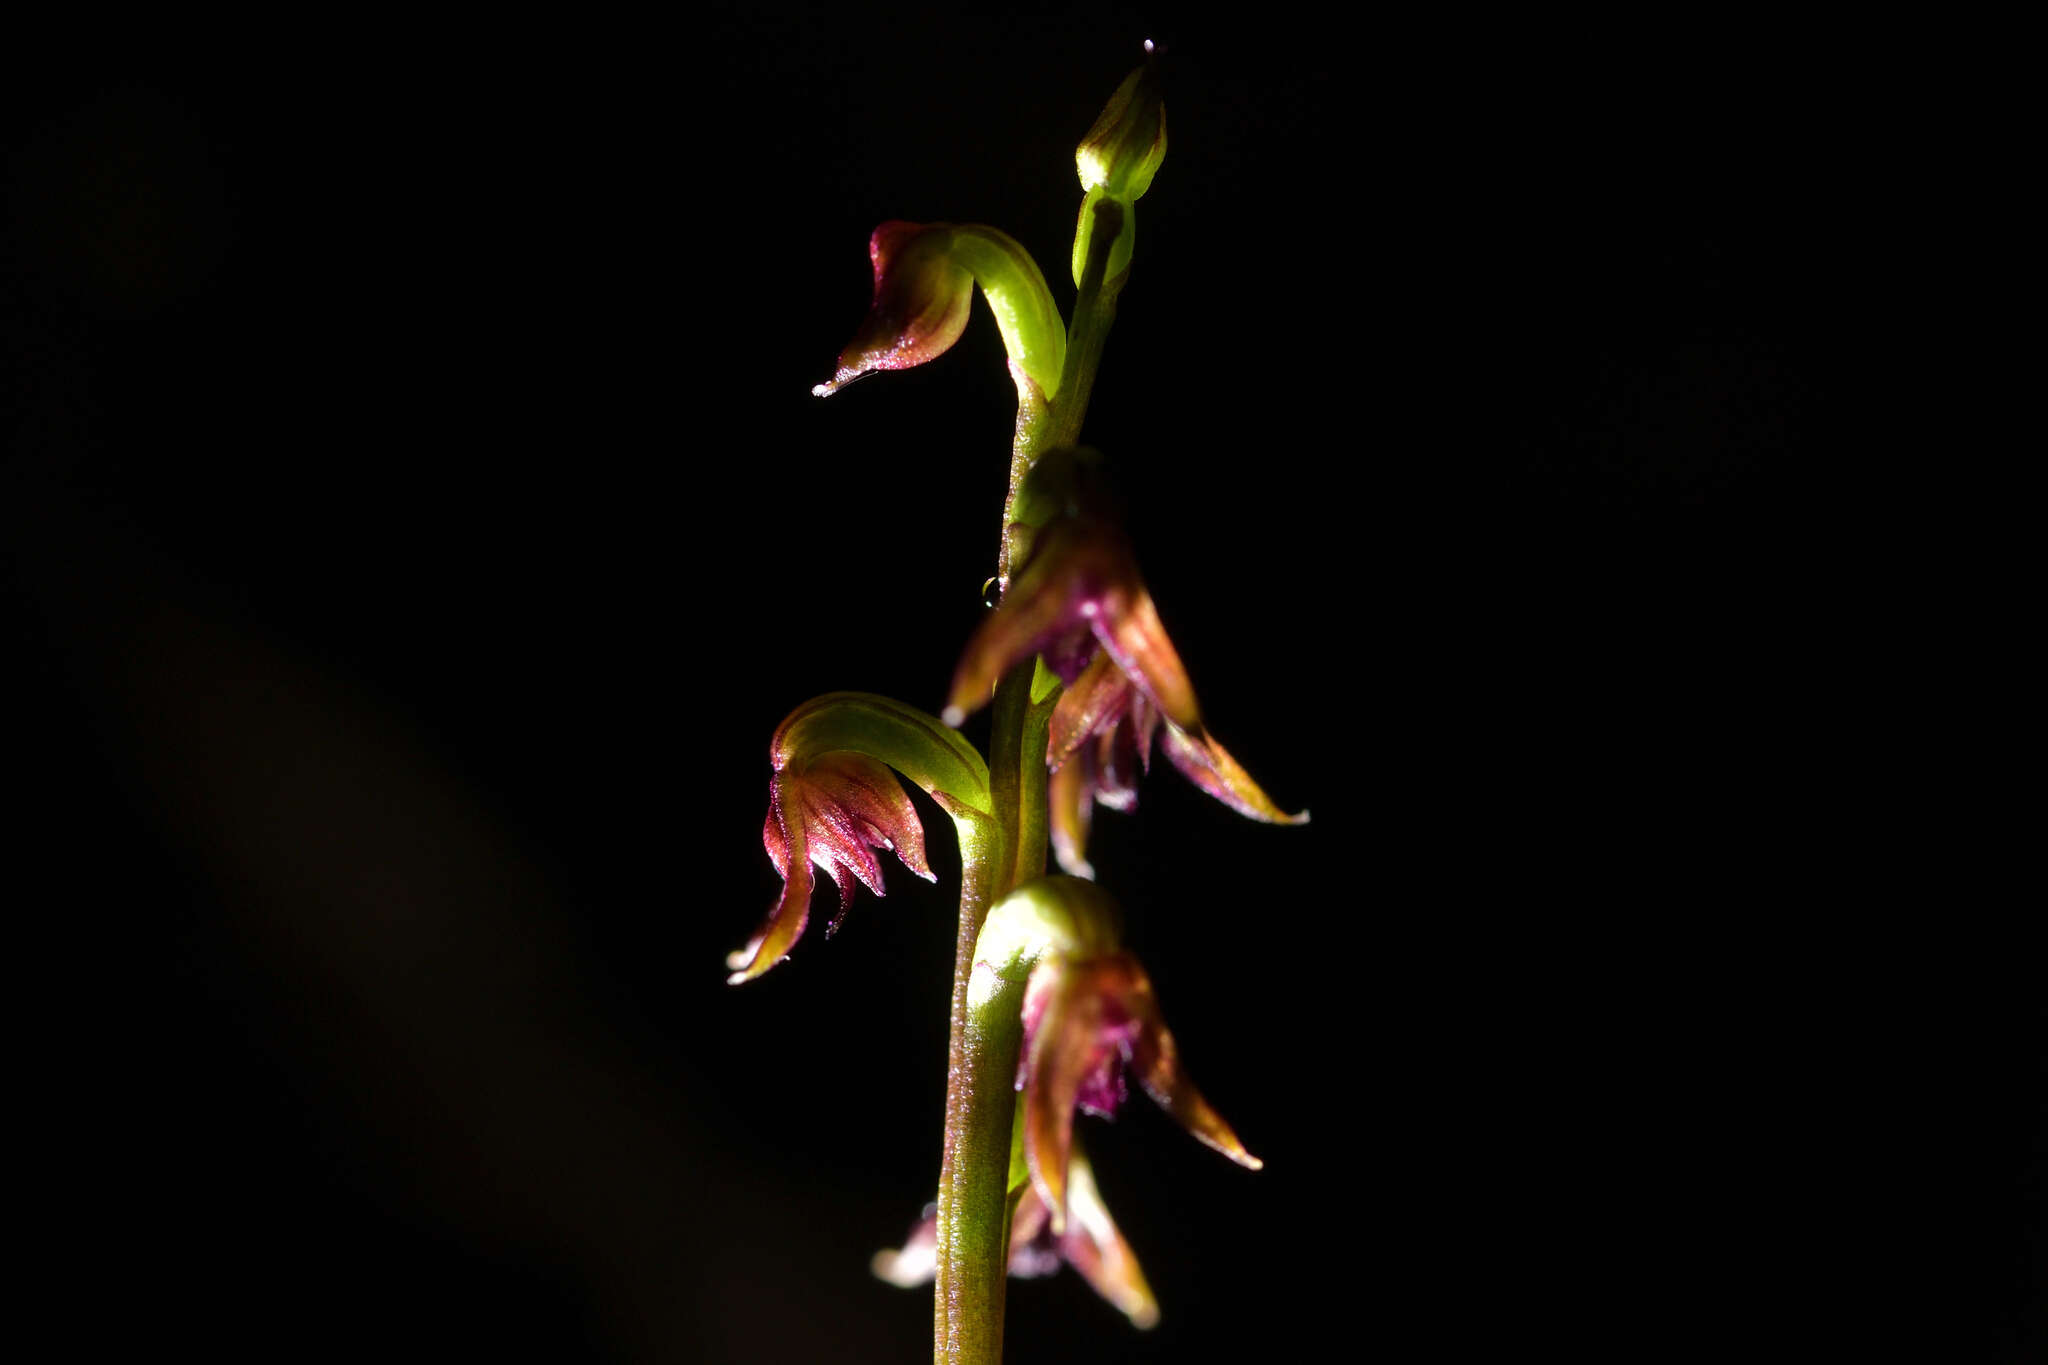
1021 957 1122 1230
947 520 1140 726
1091 586 1199 733
1048 651 1134 772
1108 958 1264 1171
1048 757 1095 879
1160 723 1309 826
1053 1149 1159 1329
730 749 937 982
726 818 817 985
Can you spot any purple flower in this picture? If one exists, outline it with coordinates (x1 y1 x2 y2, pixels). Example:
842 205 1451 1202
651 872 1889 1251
946 457 1307 876
726 749 932 985
1018 944 1261 1231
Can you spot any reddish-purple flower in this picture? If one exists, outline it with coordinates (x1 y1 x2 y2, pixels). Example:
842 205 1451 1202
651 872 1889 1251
726 693 991 985
1019 939 1262 1231
726 750 931 985
946 455 1307 876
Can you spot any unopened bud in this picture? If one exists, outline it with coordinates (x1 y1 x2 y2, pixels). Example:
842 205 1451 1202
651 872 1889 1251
1075 56 1166 202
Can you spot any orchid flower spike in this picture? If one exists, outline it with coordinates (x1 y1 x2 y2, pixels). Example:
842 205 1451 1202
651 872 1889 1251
973 877 1261 1235
726 693 993 984
947 449 1307 876
813 221 1066 406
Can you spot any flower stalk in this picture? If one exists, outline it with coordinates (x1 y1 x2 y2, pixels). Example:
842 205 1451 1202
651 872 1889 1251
936 201 1115 1353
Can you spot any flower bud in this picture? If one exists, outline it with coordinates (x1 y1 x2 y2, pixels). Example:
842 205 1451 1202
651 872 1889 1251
1075 56 1166 203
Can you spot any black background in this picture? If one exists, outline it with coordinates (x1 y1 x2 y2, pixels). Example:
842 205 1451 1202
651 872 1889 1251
6 8 2038 1362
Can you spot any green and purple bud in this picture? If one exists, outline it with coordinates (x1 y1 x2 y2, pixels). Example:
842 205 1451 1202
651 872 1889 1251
814 221 1066 404
726 693 992 984
1071 48 1165 287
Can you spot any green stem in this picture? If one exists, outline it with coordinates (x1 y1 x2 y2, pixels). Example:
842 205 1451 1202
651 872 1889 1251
934 804 1007 1365
996 196 1130 589
933 661 1057 1363
1045 197 1127 450
936 194 1126 1365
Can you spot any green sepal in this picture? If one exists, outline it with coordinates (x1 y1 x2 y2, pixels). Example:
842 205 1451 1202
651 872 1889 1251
774 692 992 816
945 226 1069 401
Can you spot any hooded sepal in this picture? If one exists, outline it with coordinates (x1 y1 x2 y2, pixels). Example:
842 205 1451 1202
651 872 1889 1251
814 221 1066 403
727 693 992 984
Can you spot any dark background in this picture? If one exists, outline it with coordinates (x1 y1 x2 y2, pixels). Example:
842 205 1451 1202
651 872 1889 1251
6 8 2038 1362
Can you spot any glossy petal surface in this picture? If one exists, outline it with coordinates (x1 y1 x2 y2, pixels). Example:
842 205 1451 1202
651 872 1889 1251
1020 951 1259 1231
815 222 1065 399
1161 723 1310 827
729 694 983 984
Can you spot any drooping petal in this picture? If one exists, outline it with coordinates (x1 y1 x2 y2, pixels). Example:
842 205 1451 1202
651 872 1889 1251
1021 956 1120 1230
1092 585 1198 732
1057 1147 1159 1330
1160 723 1310 826
802 751 934 885
1109 957 1263 1172
1048 757 1095 879
1022 955 1154 1231
945 520 1137 726
726 816 817 985
1091 695 1157 813
1048 651 1134 772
